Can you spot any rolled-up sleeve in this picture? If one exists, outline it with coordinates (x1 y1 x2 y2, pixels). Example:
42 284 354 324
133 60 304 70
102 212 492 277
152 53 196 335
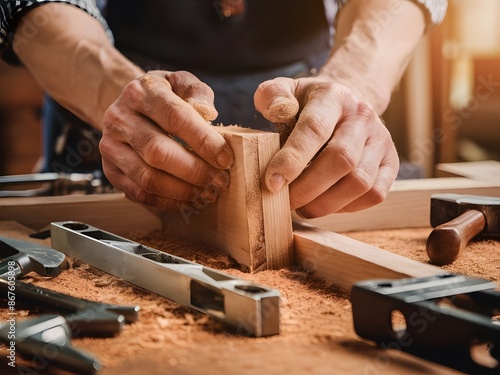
412 0 448 25
0 0 112 51
337 0 448 27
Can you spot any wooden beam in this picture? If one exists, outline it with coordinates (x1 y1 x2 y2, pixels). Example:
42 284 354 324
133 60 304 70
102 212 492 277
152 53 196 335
436 160 500 182
403 35 434 177
293 222 447 292
162 126 293 272
0 193 162 235
294 177 500 232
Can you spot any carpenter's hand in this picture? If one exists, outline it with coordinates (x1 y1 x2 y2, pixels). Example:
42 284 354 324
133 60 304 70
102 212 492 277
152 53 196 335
254 77 399 218
99 71 234 211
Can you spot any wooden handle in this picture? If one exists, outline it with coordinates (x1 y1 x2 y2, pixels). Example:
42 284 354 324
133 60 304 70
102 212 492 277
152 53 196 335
426 209 486 265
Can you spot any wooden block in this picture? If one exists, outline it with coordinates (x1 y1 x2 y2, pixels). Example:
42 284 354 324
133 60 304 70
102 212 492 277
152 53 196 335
436 160 500 182
0 193 162 235
162 126 293 272
294 177 500 232
293 222 447 292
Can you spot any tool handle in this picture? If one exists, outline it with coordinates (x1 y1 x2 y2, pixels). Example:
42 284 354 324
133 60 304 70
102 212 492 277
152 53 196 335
0 260 23 279
0 277 87 313
0 278 136 336
426 209 486 265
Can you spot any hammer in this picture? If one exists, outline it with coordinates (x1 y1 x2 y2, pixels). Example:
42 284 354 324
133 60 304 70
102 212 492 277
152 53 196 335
426 193 500 265
0 236 67 279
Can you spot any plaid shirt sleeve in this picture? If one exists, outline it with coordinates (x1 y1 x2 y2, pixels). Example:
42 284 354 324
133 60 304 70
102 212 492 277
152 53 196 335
337 0 448 26
0 0 112 62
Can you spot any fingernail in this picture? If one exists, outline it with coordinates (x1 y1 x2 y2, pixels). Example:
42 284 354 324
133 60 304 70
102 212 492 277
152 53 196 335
211 170 230 191
269 173 286 192
193 199 208 210
200 184 219 204
216 149 233 169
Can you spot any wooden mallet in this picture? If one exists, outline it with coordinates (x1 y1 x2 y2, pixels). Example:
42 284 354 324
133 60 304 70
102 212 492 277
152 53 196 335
426 193 500 265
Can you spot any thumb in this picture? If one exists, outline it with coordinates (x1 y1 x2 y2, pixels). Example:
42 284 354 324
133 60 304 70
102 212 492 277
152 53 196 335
254 77 299 124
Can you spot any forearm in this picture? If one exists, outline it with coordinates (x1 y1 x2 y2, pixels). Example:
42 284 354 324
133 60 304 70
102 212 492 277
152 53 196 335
319 0 427 114
13 3 143 129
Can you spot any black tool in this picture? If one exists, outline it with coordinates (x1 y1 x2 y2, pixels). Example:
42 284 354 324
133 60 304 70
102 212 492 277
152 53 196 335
351 274 500 374
0 277 139 374
0 235 67 279
0 171 113 197
0 315 101 375
0 278 139 336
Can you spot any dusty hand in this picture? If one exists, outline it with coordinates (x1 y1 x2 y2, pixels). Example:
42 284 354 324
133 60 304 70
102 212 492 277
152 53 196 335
99 71 234 211
254 76 399 218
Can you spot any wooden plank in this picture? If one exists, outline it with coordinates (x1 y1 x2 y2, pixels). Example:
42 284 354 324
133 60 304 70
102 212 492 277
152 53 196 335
162 126 293 272
436 160 500 181
293 222 447 292
403 35 434 177
293 177 500 232
0 193 162 235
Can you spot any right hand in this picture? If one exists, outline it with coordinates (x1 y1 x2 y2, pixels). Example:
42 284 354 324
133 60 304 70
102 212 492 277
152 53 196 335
99 70 234 212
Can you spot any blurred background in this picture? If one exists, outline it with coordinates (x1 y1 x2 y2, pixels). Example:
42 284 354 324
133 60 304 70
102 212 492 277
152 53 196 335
382 0 500 178
1 0 499 178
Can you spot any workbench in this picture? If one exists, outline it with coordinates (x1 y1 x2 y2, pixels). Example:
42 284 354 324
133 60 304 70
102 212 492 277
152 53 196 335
0 162 499 375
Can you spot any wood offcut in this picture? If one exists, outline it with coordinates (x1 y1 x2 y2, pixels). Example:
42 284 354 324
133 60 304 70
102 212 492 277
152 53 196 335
162 126 294 272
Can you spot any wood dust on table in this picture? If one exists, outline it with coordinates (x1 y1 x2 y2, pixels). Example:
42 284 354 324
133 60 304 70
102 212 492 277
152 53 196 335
2 225 494 375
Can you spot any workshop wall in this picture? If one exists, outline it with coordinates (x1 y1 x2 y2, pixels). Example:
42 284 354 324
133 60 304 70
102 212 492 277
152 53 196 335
382 0 500 178
447 0 500 162
0 60 43 175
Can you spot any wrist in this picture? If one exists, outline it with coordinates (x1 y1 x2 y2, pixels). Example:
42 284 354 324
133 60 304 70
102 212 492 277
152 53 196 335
318 47 392 115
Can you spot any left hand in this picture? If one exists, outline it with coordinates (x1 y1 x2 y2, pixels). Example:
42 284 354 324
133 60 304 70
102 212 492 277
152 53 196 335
254 76 399 219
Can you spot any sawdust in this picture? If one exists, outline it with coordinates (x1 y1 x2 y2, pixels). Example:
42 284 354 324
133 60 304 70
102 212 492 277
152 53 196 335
2 225 497 374
342 227 500 282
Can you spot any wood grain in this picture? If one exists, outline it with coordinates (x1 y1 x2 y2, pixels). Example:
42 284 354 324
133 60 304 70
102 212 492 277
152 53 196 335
162 126 293 272
436 160 500 182
0 193 162 235
294 177 500 232
293 222 447 292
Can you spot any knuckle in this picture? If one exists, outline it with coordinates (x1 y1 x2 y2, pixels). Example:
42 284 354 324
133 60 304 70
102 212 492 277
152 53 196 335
171 70 195 81
256 79 275 94
190 163 212 186
353 100 377 125
281 149 304 178
330 144 358 173
306 115 331 143
368 184 387 205
298 200 325 219
290 184 311 209
122 78 147 104
143 138 171 166
102 106 124 131
98 138 112 156
137 168 159 194
193 130 212 154
135 189 157 208
349 168 373 194
183 81 209 98
162 102 189 132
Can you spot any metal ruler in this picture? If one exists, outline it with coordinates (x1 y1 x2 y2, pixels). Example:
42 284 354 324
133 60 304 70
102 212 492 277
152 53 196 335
50 221 279 337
